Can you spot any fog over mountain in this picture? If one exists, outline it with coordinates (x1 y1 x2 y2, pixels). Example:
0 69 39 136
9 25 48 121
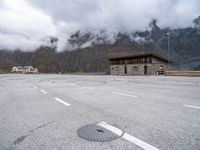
0 0 200 51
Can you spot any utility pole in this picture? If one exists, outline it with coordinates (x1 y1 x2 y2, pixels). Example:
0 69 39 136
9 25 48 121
167 31 170 69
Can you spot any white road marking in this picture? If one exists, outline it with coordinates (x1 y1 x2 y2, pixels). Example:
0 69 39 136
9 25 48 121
156 89 169 92
82 87 94 90
54 97 71 106
40 90 47 94
34 86 38 89
71 84 76 87
122 133 159 150
98 121 159 150
98 121 123 136
184 104 200 109
28 83 32 85
113 92 137 98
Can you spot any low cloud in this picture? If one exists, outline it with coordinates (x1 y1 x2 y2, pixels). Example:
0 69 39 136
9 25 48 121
0 0 200 51
0 0 56 51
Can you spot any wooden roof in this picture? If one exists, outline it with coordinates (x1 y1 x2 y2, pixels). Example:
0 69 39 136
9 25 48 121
109 53 170 63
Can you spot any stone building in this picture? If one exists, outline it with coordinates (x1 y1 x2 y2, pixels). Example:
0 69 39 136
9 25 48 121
109 53 170 75
11 66 38 74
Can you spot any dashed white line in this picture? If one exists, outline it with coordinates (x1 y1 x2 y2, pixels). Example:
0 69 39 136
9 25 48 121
34 86 38 89
82 87 95 90
113 92 137 98
98 121 159 150
156 89 169 92
184 104 200 109
71 84 76 87
54 97 71 106
40 90 47 94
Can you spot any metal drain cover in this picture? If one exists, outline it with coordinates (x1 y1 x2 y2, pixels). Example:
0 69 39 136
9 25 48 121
78 123 123 142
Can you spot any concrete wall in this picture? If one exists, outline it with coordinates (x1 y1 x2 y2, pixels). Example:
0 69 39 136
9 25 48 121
110 64 167 75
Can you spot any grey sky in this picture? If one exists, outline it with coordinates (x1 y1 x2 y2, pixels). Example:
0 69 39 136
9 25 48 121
0 0 199 51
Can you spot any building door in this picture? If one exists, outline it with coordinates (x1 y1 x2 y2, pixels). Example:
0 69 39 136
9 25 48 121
124 65 127 75
144 66 148 75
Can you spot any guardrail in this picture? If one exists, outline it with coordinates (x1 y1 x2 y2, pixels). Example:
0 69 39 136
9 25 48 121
165 71 200 76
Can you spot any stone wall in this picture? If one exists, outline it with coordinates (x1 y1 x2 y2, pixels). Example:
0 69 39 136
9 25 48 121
148 64 167 75
110 63 167 75
127 64 145 75
110 65 125 75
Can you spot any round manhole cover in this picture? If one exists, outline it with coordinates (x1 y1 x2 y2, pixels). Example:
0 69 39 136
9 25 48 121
78 123 123 142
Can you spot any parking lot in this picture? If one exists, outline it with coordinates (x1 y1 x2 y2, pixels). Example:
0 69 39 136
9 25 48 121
0 74 200 150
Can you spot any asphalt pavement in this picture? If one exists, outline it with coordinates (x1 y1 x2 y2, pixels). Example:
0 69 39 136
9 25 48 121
0 74 200 150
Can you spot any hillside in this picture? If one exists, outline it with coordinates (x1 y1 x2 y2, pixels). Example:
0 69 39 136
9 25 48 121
0 21 200 73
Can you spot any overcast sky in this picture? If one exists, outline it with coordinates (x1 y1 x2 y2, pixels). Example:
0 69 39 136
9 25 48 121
0 0 199 51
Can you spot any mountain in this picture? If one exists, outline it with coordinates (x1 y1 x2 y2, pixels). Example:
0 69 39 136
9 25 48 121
0 19 200 73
